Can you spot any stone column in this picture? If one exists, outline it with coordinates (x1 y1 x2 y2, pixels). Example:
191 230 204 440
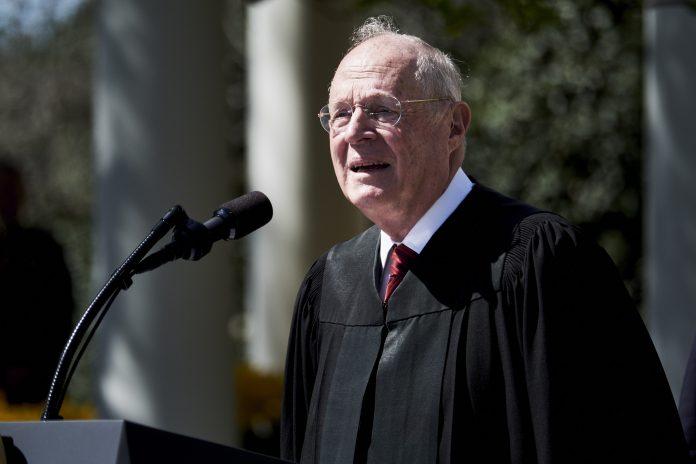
645 1 696 398
245 0 363 373
93 0 237 445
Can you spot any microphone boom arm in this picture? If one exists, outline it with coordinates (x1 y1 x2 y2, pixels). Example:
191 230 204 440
40 191 272 421
41 205 188 421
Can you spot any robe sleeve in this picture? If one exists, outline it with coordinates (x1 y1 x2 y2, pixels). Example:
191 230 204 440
502 214 688 463
280 257 325 462
679 336 696 461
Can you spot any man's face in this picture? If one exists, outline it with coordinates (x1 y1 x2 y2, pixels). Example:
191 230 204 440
327 36 459 239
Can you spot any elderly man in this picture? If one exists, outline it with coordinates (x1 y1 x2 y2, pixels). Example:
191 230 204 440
281 16 687 463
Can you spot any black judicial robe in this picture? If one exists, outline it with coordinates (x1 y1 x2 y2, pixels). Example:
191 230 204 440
281 185 688 463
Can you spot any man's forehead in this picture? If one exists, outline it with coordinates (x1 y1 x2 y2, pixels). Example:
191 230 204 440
339 36 417 73
330 38 420 100
338 62 400 76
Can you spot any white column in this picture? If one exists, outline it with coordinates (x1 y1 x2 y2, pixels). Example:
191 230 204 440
93 0 237 445
245 0 363 373
645 2 696 398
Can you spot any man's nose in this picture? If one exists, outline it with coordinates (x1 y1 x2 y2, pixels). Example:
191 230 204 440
342 107 374 142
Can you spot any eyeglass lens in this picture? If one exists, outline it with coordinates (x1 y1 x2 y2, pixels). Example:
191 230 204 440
319 95 402 133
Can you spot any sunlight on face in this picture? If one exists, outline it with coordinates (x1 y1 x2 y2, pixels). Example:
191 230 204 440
328 36 456 239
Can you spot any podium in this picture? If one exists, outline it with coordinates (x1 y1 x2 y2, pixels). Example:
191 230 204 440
0 420 289 463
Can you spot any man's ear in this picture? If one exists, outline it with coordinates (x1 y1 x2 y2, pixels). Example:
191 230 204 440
449 101 471 151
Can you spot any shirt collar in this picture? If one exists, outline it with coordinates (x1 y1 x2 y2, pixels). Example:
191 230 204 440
380 168 474 267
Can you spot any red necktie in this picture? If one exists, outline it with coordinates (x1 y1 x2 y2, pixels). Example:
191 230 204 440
384 244 418 303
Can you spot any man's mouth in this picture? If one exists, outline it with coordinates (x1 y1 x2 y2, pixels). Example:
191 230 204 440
350 162 390 173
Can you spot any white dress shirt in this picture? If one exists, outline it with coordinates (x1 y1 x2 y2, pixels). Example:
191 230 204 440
378 168 474 298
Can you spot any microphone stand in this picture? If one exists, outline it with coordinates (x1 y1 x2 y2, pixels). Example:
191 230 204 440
40 205 188 421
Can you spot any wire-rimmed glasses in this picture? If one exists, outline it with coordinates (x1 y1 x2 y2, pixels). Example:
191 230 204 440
318 95 451 133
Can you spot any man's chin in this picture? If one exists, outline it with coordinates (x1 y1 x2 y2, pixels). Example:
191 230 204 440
346 187 394 216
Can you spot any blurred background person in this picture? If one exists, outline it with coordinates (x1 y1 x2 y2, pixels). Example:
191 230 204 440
0 157 74 405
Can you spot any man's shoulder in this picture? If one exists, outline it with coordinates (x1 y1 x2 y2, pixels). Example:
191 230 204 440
467 183 579 242
301 226 379 285
458 183 587 268
437 183 545 257
483 197 589 280
320 226 380 281
466 183 542 224
330 225 380 254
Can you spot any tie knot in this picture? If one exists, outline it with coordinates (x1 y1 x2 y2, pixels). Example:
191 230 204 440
389 244 417 276
384 244 418 304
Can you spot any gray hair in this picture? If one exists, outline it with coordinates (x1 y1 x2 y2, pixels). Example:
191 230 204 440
348 16 464 101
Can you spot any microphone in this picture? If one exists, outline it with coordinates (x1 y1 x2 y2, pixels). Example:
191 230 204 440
134 191 272 274
205 191 273 241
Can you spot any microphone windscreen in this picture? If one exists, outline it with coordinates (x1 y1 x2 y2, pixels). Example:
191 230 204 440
221 191 273 240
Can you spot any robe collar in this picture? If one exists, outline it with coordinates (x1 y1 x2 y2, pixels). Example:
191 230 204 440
379 168 474 268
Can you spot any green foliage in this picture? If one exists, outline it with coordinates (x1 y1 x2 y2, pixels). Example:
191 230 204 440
356 0 644 300
0 1 94 308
